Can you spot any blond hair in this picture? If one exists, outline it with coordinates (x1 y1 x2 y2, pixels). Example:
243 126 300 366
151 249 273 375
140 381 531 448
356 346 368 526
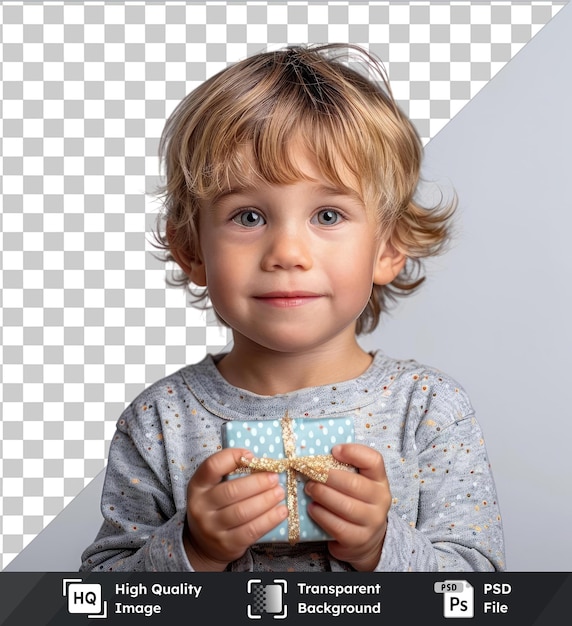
154 43 455 334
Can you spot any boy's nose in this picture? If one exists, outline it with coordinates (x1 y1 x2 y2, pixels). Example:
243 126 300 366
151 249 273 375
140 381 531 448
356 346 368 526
260 228 313 271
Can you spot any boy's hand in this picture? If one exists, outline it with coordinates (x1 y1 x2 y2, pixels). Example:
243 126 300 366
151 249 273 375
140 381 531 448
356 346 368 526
305 444 390 571
184 448 288 571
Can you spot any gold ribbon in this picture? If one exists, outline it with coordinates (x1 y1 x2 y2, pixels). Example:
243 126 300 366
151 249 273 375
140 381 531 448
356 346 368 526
234 413 353 544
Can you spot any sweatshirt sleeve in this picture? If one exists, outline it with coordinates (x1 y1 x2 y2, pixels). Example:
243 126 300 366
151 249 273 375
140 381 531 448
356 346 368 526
376 412 505 572
80 405 194 572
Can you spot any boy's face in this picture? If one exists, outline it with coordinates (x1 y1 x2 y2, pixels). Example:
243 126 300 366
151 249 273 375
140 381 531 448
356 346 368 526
179 148 404 355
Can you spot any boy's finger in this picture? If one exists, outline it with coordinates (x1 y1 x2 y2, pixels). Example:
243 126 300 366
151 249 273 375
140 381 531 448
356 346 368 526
191 448 254 489
219 489 287 531
213 472 283 509
330 443 387 482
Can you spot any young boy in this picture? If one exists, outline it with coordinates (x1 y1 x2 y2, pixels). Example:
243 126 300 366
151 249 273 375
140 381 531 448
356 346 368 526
81 44 505 572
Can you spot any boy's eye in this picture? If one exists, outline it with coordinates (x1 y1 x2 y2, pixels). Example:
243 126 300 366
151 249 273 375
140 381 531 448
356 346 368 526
314 209 342 226
232 210 265 228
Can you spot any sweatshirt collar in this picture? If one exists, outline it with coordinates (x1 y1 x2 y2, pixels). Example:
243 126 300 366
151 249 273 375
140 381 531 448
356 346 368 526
180 351 395 422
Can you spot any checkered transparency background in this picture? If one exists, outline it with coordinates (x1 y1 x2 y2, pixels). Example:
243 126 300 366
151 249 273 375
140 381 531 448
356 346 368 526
0 1 565 570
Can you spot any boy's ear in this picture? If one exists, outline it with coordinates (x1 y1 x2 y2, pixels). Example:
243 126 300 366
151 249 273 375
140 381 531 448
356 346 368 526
166 221 207 287
373 243 407 286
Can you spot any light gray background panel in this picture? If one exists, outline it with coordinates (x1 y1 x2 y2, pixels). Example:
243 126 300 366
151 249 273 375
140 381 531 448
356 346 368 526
361 1 572 571
3 470 105 571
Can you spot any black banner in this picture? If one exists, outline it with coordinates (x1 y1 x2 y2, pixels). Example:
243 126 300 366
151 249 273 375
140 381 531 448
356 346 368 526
0 572 569 625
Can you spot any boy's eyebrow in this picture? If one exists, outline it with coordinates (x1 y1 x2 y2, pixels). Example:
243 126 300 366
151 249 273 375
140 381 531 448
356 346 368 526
206 184 256 207
211 186 250 204
210 182 362 204
314 183 363 201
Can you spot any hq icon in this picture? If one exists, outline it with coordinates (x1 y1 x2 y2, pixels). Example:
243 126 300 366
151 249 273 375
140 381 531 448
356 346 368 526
62 579 108 619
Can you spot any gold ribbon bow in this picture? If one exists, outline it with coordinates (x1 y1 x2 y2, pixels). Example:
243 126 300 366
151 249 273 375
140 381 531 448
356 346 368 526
235 413 353 544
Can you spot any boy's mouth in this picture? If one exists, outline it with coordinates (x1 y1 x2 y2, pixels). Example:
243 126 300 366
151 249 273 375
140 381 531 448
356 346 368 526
254 291 323 308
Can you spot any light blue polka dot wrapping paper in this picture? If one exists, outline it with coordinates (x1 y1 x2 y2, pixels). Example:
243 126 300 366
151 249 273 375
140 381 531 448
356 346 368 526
221 416 354 543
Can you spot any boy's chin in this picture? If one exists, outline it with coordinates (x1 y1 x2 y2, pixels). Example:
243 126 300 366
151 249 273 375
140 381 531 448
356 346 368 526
232 326 358 356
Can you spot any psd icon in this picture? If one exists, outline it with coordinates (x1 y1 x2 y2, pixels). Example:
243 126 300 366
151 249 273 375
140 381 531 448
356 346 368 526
434 580 474 618
247 579 287 619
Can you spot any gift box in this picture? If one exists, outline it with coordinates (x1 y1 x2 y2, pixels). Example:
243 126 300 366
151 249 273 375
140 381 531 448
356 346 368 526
221 414 355 544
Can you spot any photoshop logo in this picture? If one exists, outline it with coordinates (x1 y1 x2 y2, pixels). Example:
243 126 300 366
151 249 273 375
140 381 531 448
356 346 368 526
434 580 474 619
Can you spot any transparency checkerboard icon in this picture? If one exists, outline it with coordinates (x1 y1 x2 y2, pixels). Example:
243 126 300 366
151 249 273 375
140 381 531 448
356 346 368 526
247 579 288 619
434 580 474 618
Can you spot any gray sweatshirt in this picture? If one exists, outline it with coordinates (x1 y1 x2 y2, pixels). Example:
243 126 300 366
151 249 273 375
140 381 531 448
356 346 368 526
80 351 505 572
